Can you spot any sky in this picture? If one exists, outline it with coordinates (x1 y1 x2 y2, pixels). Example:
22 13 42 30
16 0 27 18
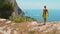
16 0 60 9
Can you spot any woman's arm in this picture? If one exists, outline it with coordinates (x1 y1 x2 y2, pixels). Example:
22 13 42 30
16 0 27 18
47 9 49 16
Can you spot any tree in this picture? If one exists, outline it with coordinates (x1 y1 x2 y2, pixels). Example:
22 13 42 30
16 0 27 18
0 2 14 19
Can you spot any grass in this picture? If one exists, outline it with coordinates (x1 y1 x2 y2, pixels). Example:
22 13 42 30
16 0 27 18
28 30 35 34
9 16 35 23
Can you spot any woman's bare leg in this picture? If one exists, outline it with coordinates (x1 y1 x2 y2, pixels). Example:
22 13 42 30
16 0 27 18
44 18 46 25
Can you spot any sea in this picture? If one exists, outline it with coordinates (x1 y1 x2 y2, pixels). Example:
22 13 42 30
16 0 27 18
23 9 60 22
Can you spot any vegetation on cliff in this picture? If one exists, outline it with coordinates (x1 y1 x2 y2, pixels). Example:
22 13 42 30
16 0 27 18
0 2 14 19
0 0 34 23
9 16 35 23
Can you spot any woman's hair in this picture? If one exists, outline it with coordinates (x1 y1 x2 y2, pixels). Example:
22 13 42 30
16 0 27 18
44 5 46 8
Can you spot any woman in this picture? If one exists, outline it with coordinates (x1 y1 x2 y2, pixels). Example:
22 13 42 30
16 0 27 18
42 5 48 25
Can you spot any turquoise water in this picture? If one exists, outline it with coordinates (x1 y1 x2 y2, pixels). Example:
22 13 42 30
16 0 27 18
23 9 60 22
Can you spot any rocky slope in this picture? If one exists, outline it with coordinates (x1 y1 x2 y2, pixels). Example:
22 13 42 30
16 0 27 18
0 19 60 34
0 0 24 17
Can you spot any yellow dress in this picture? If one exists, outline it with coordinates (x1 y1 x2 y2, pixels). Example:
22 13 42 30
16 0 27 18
43 12 48 18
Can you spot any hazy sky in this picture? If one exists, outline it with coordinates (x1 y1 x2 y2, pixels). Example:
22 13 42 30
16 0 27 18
16 0 60 9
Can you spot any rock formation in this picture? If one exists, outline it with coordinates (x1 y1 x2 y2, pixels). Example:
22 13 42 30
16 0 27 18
0 0 24 17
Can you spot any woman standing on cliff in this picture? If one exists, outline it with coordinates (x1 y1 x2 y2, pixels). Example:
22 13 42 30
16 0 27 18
42 5 48 25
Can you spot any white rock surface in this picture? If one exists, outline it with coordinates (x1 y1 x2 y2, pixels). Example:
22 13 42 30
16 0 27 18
0 19 6 21
0 19 60 34
14 30 17 34
31 21 37 25
11 23 15 25
6 21 11 23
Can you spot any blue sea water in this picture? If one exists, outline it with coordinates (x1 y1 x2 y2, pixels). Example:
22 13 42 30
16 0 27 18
23 9 60 22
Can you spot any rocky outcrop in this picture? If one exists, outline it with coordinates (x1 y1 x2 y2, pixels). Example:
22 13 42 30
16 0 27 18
0 0 24 17
9 0 25 17
0 18 60 34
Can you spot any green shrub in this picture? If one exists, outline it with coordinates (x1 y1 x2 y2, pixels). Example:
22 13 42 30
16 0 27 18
0 2 14 19
9 16 34 23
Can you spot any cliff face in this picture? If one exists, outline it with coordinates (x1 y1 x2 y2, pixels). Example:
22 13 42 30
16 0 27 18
0 0 24 17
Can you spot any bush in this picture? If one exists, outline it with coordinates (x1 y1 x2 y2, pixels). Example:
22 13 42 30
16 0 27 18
9 17 26 23
0 2 14 19
9 16 34 23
